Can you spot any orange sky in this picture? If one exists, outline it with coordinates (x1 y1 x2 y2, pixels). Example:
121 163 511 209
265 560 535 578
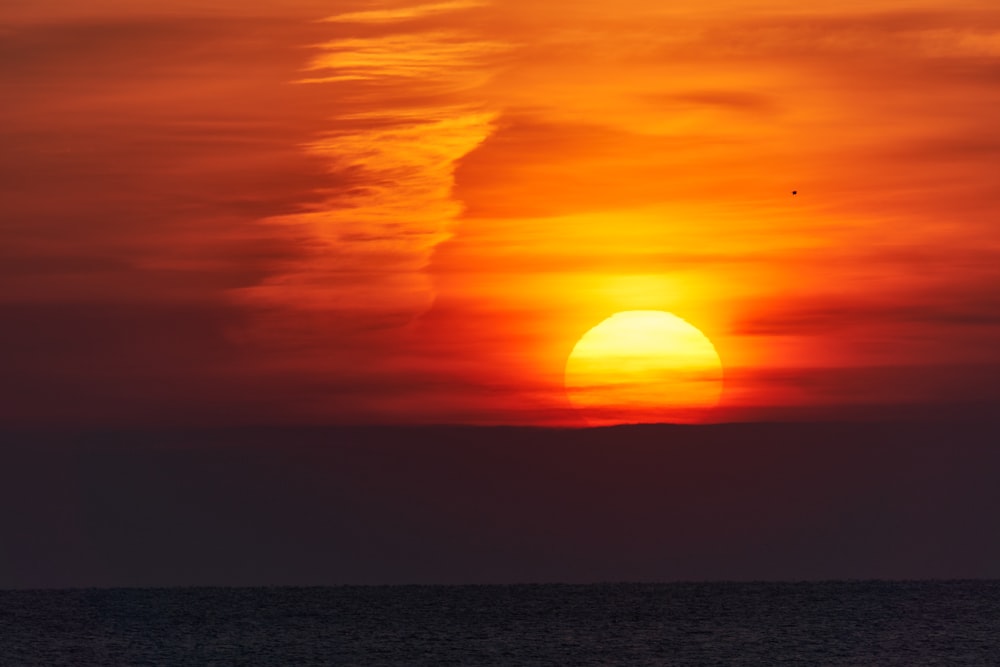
3 0 1000 426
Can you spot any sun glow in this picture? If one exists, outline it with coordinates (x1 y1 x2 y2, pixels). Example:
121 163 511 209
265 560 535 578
565 310 724 425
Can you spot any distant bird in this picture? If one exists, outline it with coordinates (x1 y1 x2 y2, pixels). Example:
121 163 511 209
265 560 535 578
792 190 798 195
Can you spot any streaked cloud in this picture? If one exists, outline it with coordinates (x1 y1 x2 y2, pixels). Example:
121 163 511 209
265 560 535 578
239 14 502 353
323 1 486 24
300 32 506 85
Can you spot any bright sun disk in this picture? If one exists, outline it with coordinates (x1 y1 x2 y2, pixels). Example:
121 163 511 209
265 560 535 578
564 310 724 425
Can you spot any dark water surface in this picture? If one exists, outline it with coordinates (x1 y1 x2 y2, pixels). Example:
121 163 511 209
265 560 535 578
2 581 999 665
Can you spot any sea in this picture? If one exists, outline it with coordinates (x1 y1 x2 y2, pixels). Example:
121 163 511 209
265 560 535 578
2 581 999 665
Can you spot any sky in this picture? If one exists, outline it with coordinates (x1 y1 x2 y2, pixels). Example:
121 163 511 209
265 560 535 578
3 0 1000 427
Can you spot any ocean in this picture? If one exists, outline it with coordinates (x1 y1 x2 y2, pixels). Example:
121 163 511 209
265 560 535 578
2 581 999 665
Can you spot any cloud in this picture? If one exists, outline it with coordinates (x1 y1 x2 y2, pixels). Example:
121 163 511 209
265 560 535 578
299 32 506 86
0 0 351 23
237 21 501 344
0 12 459 424
0 16 341 292
658 90 779 115
322 1 486 25
735 285 1000 338
720 362 1000 417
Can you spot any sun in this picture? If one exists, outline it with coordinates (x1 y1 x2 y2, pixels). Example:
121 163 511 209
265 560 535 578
564 310 724 425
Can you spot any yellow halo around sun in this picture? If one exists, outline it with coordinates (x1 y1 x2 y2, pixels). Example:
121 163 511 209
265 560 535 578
564 310 724 425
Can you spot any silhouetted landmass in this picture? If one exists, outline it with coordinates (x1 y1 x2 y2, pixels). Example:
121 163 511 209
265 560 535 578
2 421 1000 589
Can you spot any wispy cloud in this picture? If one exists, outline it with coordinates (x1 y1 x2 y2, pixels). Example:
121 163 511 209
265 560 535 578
299 32 506 86
235 7 503 376
322 1 486 24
